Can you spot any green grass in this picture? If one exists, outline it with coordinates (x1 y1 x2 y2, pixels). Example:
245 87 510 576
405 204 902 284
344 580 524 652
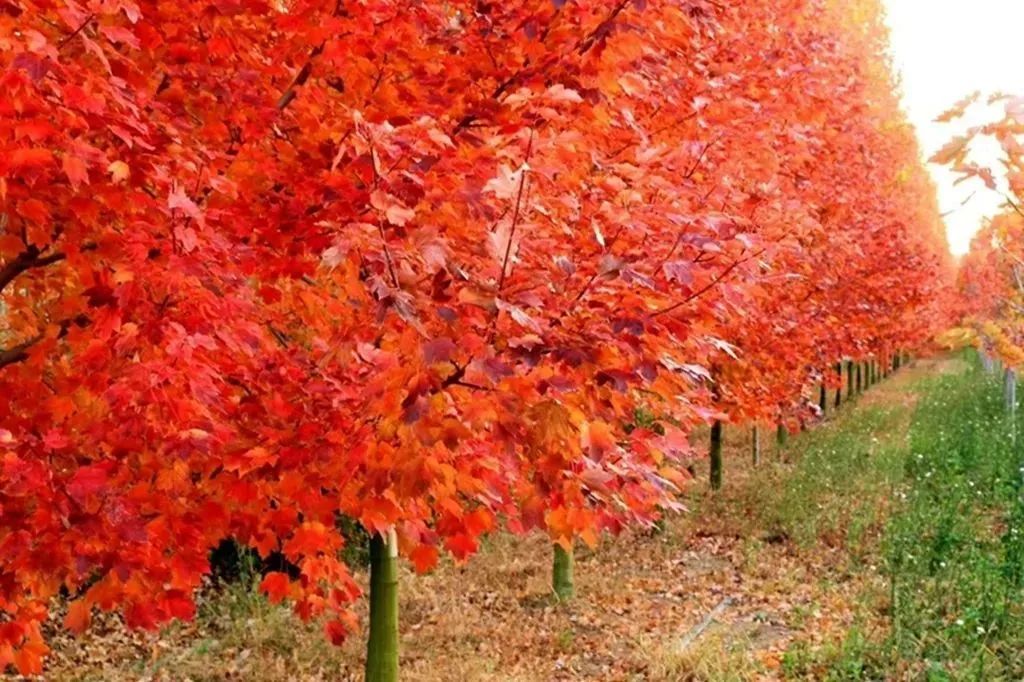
778 352 1024 680
760 404 907 552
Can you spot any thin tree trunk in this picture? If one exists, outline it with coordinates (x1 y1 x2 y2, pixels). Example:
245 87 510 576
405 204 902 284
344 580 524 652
776 422 787 448
834 362 842 408
855 361 862 393
751 425 761 467
553 543 575 601
981 352 994 374
847 360 854 397
709 420 723 490
366 529 400 682
1006 368 1017 414
819 380 827 415
1007 368 1018 446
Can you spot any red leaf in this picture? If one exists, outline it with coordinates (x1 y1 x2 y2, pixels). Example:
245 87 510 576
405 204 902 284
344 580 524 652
62 155 88 189
409 545 439 573
324 618 348 646
10 148 53 170
67 464 109 504
444 533 478 561
259 572 291 604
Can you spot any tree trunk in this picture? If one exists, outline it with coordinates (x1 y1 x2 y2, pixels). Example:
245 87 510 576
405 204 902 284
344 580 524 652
847 361 854 397
751 425 761 467
1006 368 1017 414
776 422 788 447
981 352 994 374
834 362 842 408
366 529 400 682
855 361 862 394
709 420 723 490
819 380 827 415
552 543 575 601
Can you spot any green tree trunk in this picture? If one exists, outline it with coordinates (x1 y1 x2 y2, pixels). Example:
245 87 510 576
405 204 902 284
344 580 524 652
709 420 723 490
751 425 761 467
366 530 399 682
776 422 788 447
552 543 575 601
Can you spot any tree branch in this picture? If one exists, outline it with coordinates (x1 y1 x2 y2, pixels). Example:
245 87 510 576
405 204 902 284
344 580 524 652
652 248 766 318
0 334 44 370
0 314 89 371
0 246 67 295
497 132 534 296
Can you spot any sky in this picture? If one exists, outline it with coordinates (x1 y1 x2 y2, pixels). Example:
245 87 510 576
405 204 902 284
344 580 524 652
882 0 1024 255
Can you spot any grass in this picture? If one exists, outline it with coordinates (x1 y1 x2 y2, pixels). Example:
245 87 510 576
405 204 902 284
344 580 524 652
125 569 354 681
779 352 1024 680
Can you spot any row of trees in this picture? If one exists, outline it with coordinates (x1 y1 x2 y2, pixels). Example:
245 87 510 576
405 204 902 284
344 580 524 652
1 0 953 677
943 94 1024 396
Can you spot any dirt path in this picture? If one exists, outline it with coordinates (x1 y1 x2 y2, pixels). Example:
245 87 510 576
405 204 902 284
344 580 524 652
34 358 960 681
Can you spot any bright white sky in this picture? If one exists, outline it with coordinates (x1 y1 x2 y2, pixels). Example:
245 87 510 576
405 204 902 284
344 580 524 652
883 0 1024 255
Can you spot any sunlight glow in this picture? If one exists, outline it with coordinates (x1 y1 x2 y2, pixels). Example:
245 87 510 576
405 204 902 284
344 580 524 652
883 0 1024 255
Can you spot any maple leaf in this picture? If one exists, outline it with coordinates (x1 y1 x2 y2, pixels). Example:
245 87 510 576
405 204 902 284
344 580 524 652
929 136 970 166
259 573 292 604
168 186 203 226
225 446 278 477
107 160 130 183
371 190 416 226
283 522 331 558
67 465 109 505
409 545 439 573
444 534 478 562
10 148 53 171
62 155 88 189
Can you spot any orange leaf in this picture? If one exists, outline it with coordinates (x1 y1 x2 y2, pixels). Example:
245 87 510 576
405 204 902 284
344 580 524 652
409 545 439 573
64 599 91 634
259 572 291 604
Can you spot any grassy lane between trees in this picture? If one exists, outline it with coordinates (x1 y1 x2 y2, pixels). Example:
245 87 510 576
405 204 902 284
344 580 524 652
35 352 1024 681
781 352 1024 680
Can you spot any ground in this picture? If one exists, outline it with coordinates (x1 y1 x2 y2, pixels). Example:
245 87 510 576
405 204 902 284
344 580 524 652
21 354 1011 681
